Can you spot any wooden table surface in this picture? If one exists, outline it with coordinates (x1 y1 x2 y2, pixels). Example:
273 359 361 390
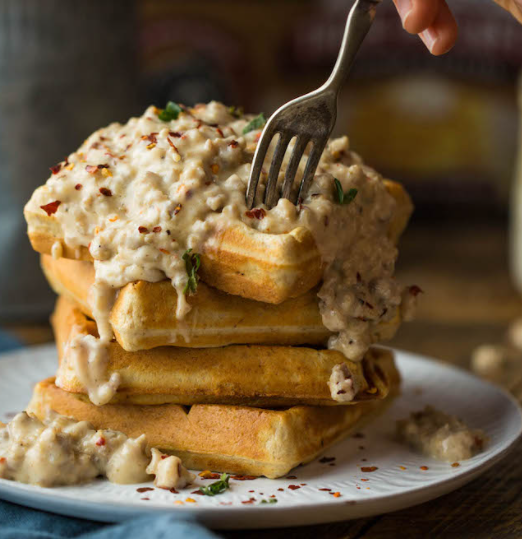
5 221 522 537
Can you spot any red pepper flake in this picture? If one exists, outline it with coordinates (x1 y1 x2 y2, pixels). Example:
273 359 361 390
270 495 276 498
95 437 106 446
216 127 224 137
141 498 150 501
319 488 331 492
173 204 182 215
169 131 182 138
399 466 406 470
190 490 204 496
159 248 170 255
241 498 256 505
248 490 254 493
50 163 62 175
161 455 168 460
220 502 232 506
420 466 429 471
141 133 158 144
286 475 297 480
167 137 179 152
136 487 154 493
245 208 266 220
199 471 220 479
0 458 6 464
139 226 149 234
231 475 257 481
409 285 423 297
170 488 178 494
361 466 378 473
319 456 336 463
361 478 369 482
86 164 109 174
75 183 83 191
99 187 112 196
288 485 300 491
451 462 460 468
300 483 307 486
40 200 61 216
332 492 341 498
152 226 162 233
228 140 239 148
277 488 284 492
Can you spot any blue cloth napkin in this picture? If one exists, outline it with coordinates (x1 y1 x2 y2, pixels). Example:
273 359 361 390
0 331 221 539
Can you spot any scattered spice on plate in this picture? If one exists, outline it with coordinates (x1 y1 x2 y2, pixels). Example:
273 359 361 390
451 462 460 468
361 466 378 472
288 485 300 490
420 466 429 471
319 456 336 463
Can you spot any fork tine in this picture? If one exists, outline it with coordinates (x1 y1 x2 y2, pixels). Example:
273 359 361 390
264 133 291 208
246 126 275 209
281 136 310 202
296 138 328 204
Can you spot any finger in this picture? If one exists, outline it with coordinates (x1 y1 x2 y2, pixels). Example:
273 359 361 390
493 0 522 24
393 0 441 34
419 0 458 56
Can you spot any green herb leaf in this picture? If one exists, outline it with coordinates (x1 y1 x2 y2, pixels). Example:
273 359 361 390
242 113 266 134
158 101 182 122
228 105 244 119
260 498 278 504
182 248 201 295
334 178 358 205
199 473 230 496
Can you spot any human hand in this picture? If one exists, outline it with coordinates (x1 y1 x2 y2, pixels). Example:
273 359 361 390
392 0 522 56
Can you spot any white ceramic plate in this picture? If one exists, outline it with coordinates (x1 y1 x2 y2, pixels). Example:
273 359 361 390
0 345 520 529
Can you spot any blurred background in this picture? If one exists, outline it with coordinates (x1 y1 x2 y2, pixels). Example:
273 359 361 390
1 0 521 368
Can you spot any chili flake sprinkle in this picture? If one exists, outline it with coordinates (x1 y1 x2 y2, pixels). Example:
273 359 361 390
99 188 112 197
319 456 336 463
451 462 460 468
361 466 378 473
152 226 162 233
288 485 300 490
40 200 61 216
420 466 429 471
95 437 106 446
138 226 149 234
245 208 266 220
50 163 62 175
75 184 83 190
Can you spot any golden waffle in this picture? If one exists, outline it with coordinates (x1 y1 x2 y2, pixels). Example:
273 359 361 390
27 377 399 478
53 296 400 407
42 255 402 351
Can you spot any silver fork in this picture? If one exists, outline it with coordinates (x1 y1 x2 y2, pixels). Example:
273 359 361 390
246 0 382 209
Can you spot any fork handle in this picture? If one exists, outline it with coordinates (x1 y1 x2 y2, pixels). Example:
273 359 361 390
323 0 381 93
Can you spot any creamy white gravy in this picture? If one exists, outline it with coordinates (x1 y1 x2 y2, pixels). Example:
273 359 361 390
26 101 412 403
0 412 193 488
396 406 486 462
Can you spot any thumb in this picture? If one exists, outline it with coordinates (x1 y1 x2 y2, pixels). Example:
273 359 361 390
493 0 522 24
